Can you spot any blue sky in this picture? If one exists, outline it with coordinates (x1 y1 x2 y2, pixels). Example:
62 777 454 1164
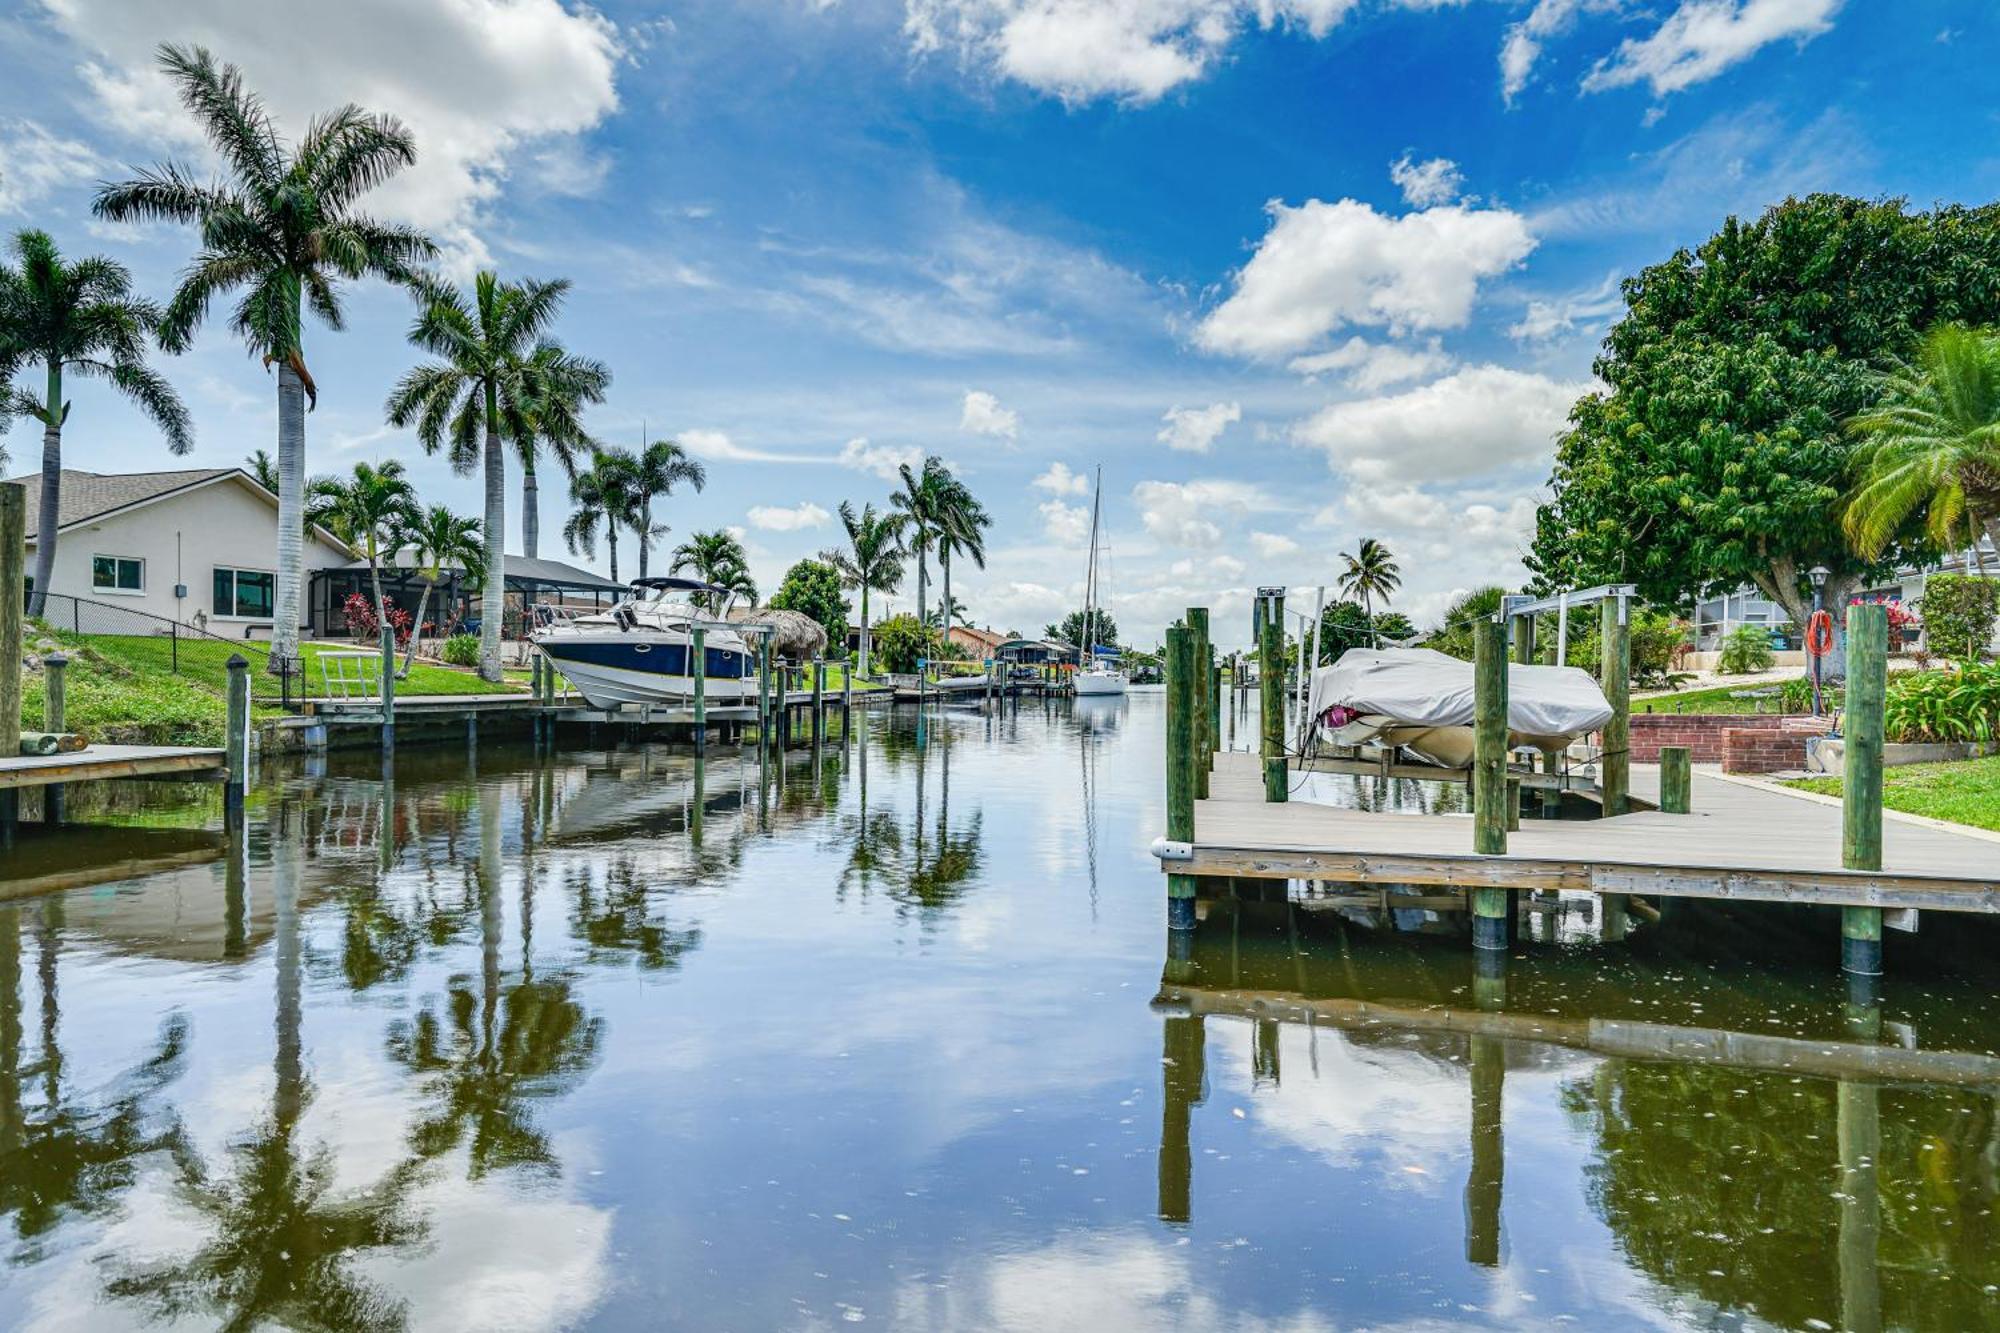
0 0 1993 649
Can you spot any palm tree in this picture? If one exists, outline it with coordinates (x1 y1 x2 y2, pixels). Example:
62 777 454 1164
670 529 756 613
515 341 605 560
890 455 952 628
246 448 279 494
0 230 191 617
928 594 972 629
1337 537 1402 643
399 505 483 675
385 272 608 680
308 461 419 640
934 472 990 645
95 43 434 674
627 434 706 579
562 447 640 585
822 501 905 677
1844 323 2000 569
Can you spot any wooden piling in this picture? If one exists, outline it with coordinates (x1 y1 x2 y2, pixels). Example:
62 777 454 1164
1600 597 1631 816
691 626 707 754
1471 619 1509 950
841 660 853 743
1188 607 1211 800
1842 603 1887 976
1539 750 1562 819
1166 624 1198 931
41 651 67 824
0 481 21 756
756 639 772 749
1511 613 1534 665
1258 604 1286 803
812 657 825 744
379 623 396 754
225 654 250 828
1209 662 1222 768
1505 776 1521 831
1659 746 1691 814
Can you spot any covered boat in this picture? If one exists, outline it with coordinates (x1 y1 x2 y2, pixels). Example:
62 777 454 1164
1307 647 1612 769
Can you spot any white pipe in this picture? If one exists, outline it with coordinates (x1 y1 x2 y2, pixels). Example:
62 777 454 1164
1298 585 1325 748
1555 592 1568 668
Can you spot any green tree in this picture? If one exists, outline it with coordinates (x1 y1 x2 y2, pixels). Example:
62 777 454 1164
0 230 191 616
399 505 483 676
1047 607 1117 651
868 612 944 674
890 455 952 627
1424 586 1507 660
561 447 639 584
1373 610 1417 642
385 272 609 680
933 469 989 643
1917 573 1998 661
627 436 706 580
1335 537 1401 641
822 500 905 676
1531 194 2000 630
246 448 279 493
307 460 418 636
670 529 757 612
769 558 850 646
95 43 434 673
1844 323 2000 567
514 342 606 561
1314 600 1371 662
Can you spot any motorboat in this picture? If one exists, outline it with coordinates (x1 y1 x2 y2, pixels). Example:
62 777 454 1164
1070 465 1127 697
1308 646 1611 769
532 576 760 710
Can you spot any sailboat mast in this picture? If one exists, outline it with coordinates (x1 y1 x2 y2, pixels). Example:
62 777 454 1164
1081 466 1103 668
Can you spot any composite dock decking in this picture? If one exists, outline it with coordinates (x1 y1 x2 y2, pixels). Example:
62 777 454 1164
1179 750 2000 914
0 744 227 791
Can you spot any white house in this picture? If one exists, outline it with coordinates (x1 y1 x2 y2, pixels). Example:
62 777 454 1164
6 467 354 639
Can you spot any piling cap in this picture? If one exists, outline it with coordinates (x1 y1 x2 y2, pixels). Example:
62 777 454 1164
226 653 249 669
45 650 68 665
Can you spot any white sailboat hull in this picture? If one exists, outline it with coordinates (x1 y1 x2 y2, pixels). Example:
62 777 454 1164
1073 670 1127 696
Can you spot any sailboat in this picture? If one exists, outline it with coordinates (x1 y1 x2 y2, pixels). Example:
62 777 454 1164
1072 466 1128 697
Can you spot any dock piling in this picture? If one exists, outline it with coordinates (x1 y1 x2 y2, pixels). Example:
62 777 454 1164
1166 623 1198 931
379 623 396 754
756 639 771 749
812 657 825 745
1600 595 1631 816
42 652 67 825
691 626 707 754
0 483 22 844
1842 603 1888 976
1659 746 1691 814
1471 619 1510 951
1188 607 1211 799
1259 594 1286 803
225 654 250 828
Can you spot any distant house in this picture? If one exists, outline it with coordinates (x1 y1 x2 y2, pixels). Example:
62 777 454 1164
947 624 1012 659
308 550 626 640
6 467 353 638
995 637 1073 667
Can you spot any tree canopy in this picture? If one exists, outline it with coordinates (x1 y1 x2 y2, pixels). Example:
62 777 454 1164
769 558 850 646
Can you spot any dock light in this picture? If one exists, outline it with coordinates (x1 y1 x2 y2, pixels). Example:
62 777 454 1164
1809 565 1829 591
1808 565 1831 717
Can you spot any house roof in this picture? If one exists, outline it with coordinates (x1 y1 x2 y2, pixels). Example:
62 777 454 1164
335 549 626 592
4 467 353 552
948 624 1011 650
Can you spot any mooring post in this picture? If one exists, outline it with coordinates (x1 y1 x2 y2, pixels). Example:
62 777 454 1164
1188 606 1211 800
1659 745 1691 814
1165 623 1198 932
0 483 22 845
41 651 68 825
1540 750 1562 819
1505 776 1521 831
756 638 772 749
1259 593 1286 802
1512 613 1534 665
1471 619 1510 951
378 623 396 755
1842 603 1888 977
225 653 250 829
811 656 825 745
1209 660 1222 767
691 626 707 755
1600 595 1631 816
841 659 853 744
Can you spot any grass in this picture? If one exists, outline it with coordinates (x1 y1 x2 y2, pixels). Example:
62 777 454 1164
1633 681 1798 715
1785 756 2000 833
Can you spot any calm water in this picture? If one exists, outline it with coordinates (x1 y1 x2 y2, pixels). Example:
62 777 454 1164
3 693 1999 1331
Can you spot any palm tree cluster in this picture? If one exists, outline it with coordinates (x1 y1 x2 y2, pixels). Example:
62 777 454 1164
560 435 705 586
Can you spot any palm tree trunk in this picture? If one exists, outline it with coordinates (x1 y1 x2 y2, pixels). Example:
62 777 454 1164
27 362 62 619
479 390 506 683
859 584 871 677
607 526 619 585
942 547 952 636
521 459 539 561
399 581 433 678
916 544 928 632
272 364 308 673
637 506 651 581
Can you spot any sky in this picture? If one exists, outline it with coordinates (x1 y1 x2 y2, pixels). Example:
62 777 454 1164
0 0 1993 651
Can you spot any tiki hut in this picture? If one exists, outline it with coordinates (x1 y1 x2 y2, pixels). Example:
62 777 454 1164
727 606 828 663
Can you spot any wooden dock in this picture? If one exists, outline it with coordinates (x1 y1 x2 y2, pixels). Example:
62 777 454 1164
0 744 227 791
1175 750 2000 914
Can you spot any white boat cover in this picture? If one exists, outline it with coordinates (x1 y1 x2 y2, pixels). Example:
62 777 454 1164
1308 647 1613 767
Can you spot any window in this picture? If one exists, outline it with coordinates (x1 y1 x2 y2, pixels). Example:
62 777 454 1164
213 567 276 618
92 555 144 593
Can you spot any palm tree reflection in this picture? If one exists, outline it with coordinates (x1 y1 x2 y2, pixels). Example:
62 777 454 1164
837 717 984 914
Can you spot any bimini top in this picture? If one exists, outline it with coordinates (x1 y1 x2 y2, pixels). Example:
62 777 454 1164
630 575 732 597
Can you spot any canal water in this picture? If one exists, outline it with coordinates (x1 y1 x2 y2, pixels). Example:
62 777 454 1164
2 693 1997 1330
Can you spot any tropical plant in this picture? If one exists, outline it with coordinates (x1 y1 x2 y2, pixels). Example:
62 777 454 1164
1335 537 1401 641
1421 586 1506 660
626 435 706 579
561 447 639 584
822 500 905 676
926 594 972 630
0 230 191 616
514 342 605 560
385 272 609 680
933 470 989 644
1047 607 1117 651
868 612 944 675
768 558 849 647
95 43 434 672
246 448 278 493
1882 661 2000 743
308 460 418 637
890 455 952 628
399 504 483 675
441 633 480 668
670 529 756 612
1717 622 1777 674
340 592 414 647
1844 323 2000 566
1917 572 1998 661
1569 606 1693 687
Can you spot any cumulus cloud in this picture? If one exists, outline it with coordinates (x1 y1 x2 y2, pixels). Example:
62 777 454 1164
1499 0 1601 103
747 501 831 531
960 388 1020 439
1031 461 1092 495
1291 365 1586 482
678 428 828 465
839 436 925 479
0 119 102 214
1133 478 1277 550
1583 0 1840 96
1287 336 1452 391
49 0 624 270
1156 401 1241 454
1039 498 1091 546
1195 196 1535 359
1388 153 1463 207
1250 531 1300 559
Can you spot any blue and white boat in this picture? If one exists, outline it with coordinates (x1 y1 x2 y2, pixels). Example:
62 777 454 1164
532 576 760 710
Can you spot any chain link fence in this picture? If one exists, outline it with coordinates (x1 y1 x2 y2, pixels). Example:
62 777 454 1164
29 593 308 709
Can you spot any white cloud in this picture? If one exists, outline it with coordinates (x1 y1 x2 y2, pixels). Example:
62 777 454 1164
1583 0 1840 96
960 388 1020 439
1286 335 1452 391
1031 460 1092 496
1508 272 1624 342
677 428 831 466
839 435 924 480
1250 531 1300 559
1388 153 1463 207
0 119 102 214
1498 0 1604 103
1195 196 1535 359
747 501 831 531
1156 401 1240 454
1132 477 1278 550
1292 365 1587 482
49 0 624 271
1039 497 1091 546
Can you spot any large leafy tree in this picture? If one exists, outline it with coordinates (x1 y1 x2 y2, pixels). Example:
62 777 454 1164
385 273 609 680
0 230 191 617
1530 194 2000 629
627 436 705 579
768 558 850 646
1047 607 1117 650
822 500 904 676
670 529 756 612
95 43 434 672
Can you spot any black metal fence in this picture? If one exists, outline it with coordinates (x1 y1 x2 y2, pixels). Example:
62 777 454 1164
28 592 306 707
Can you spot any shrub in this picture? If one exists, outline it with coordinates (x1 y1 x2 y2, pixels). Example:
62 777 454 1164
1917 574 1998 662
868 614 945 674
1562 607 1688 687
1781 675 1843 715
1718 623 1776 674
343 593 414 646
1882 661 2000 743
440 634 480 668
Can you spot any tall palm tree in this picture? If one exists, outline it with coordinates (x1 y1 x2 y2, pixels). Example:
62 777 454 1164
627 434 706 580
890 455 952 628
562 447 640 585
385 272 608 680
95 43 434 673
0 230 191 616
1844 322 2000 568
515 341 605 560
670 529 756 613
246 448 279 494
399 504 483 675
308 460 418 637
1337 537 1402 643
822 500 905 676
934 472 989 644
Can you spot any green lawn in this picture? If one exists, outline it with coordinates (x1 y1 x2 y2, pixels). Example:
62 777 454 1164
1785 756 2000 833
1633 681 1800 715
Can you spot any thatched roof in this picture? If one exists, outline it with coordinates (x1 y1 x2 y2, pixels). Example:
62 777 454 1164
727 606 829 662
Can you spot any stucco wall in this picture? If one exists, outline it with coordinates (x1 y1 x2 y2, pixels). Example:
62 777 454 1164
27 477 350 639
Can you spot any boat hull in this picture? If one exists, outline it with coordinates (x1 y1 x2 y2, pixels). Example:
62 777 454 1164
537 635 759 710
1074 672 1127 697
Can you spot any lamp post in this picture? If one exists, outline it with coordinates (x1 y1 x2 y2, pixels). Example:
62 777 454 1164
1809 565 1830 716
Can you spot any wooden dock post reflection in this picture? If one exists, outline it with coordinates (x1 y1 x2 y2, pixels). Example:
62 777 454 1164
1466 953 1506 1268
1158 1013 1206 1225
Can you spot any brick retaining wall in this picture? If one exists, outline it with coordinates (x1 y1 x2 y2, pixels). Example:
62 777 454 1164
1624 712 1832 773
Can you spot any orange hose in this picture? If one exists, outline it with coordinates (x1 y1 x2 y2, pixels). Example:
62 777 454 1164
1805 609 1835 658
